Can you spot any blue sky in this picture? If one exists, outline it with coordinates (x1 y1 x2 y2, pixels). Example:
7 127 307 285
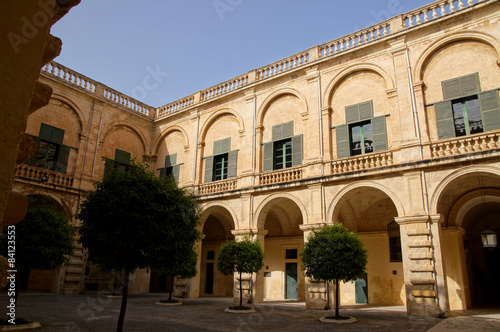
51 0 432 107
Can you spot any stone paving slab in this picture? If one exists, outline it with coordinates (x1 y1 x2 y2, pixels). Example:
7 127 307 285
0 292 462 332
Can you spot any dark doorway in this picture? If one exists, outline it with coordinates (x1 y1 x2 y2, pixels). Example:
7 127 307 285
286 263 298 300
205 262 214 295
355 273 368 304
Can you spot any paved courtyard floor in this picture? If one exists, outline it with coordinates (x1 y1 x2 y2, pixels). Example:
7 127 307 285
1 292 499 332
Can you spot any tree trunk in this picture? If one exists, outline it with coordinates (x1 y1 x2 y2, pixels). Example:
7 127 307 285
168 275 174 301
116 269 129 332
239 271 243 308
335 278 340 318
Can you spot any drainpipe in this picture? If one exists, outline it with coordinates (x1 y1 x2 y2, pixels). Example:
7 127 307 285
405 48 439 308
192 114 200 194
252 95 257 186
318 73 324 176
91 112 103 177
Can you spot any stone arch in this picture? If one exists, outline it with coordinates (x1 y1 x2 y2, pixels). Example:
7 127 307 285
19 189 73 220
415 31 500 82
430 165 500 215
153 125 190 155
199 201 238 231
257 88 309 127
254 192 308 230
327 180 405 222
199 109 245 143
323 63 395 108
49 94 85 134
101 121 148 155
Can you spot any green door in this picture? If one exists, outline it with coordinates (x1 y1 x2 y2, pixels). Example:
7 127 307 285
355 273 368 304
286 263 298 300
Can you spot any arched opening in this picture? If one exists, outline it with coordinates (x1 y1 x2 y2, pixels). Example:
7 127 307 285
332 186 404 306
438 172 500 309
199 207 235 297
257 197 304 301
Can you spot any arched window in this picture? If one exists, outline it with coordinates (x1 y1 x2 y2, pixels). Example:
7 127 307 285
388 221 402 262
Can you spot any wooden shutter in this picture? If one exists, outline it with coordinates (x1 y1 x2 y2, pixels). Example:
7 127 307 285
55 145 71 173
172 164 180 184
262 142 273 172
346 105 359 123
336 124 350 159
480 90 500 132
159 168 166 178
372 116 388 152
213 137 231 155
435 101 455 139
272 124 283 141
165 153 177 167
39 123 65 144
26 135 41 166
282 121 294 138
291 135 303 167
115 149 131 164
460 74 480 96
442 78 461 100
204 156 213 183
227 150 238 178
359 101 373 121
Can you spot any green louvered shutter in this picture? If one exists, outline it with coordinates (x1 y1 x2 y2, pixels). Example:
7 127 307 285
204 156 213 183
283 121 294 138
460 74 480 97
213 140 222 155
359 101 373 121
172 164 180 184
480 90 500 132
442 78 461 100
159 168 166 178
291 135 303 167
272 124 283 141
336 124 350 158
213 138 231 155
115 149 131 164
55 145 71 173
346 105 360 123
26 135 41 166
262 142 273 172
165 153 177 167
435 101 455 139
227 150 238 178
372 116 388 152
39 123 65 144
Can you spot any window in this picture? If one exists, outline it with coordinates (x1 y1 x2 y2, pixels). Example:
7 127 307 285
204 137 238 183
263 121 303 172
435 73 500 140
388 221 402 262
158 153 180 184
25 123 71 173
105 149 131 172
336 101 387 158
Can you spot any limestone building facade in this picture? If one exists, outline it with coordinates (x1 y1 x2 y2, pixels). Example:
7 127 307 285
12 0 500 316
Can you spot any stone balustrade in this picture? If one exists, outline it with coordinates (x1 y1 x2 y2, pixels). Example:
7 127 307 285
332 151 394 174
200 74 249 101
319 22 390 59
259 167 303 185
198 178 237 195
256 51 310 80
16 164 74 189
431 132 500 158
103 87 153 117
42 62 96 93
403 0 487 28
156 95 195 119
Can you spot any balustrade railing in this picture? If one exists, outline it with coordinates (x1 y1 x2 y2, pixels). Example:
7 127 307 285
319 22 390 59
198 179 237 195
259 167 303 185
403 0 487 28
332 152 394 174
201 74 249 101
256 51 310 80
103 87 152 117
42 62 96 93
156 95 195 118
431 132 500 158
16 164 74 189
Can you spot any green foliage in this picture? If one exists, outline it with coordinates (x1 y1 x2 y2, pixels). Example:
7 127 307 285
301 223 367 283
216 237 264 276
77 159 201 275
1 196 75 271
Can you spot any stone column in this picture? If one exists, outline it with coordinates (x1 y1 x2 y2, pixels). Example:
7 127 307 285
187 234 204 298
300 223 327 309
396 215 449 316
250 229 268 303
231 230 256 304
